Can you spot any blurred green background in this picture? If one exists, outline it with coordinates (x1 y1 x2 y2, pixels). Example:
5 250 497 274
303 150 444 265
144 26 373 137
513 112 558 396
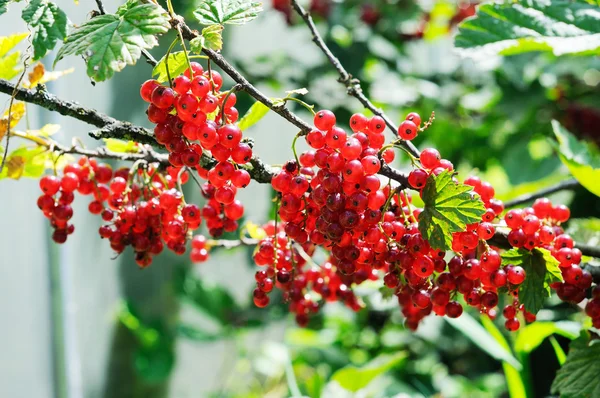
0 0 599 397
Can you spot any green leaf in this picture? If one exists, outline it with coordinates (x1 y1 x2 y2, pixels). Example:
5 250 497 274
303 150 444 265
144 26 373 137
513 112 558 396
0 0 20 15
501 248 563 314
237 101 269 131
418 170 486 250
446 313 522 369
551 331 600 398
552 120 600 198
174 273 238 325
176 323 220 342
455 0 600 59
152 51 189 84
514 321 580 355
480 316 527 398
55 0 170 82
103 138 139 153
21 0 69 60
566 218 600 247
0 145 48 180
330 352 407 392
193 0 263 25
190 24 224 52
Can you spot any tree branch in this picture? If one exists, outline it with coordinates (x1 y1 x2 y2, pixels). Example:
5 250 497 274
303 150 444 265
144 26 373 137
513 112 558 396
0 79 156 144
504 179 581 208
289 0 420 158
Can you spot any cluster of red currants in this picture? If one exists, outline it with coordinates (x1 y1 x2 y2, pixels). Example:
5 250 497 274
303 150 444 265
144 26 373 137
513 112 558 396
37 156 200 267
504 199 593 311
585 287 600 329
251 222 362 326
140 62 252 238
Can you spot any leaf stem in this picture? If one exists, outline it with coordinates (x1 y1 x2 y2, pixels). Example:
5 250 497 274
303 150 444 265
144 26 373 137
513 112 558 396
164 38 178 87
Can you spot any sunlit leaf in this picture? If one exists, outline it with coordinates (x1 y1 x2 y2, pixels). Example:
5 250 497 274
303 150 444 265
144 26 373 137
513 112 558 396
446 313 522 369
418 170 486 250
455 0 600 59
0 102 26 141
190 24 224 52
330 352 407 392
514 321 580 354
501 248 562 314
152 51 189 83
103 138 139 153
552 120 600 198
25 62 74 88
237 101 269 131
0 145 48 180
55 0 170 81
193 0 263 25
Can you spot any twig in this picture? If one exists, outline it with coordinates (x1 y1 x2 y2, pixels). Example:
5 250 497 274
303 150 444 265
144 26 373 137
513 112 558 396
289 0 420 158
207 237 259 249
489 229 600 259
94 0 107 14
504 179 580 208
0 79 156 144
175 19 312 134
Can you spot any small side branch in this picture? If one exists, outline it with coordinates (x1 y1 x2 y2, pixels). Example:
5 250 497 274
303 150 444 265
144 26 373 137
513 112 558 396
289 0 420 158
504 179 581 208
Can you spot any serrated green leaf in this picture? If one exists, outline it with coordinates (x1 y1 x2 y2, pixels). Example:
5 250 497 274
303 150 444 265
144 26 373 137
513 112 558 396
192 24 224 52
551 331 600 398
455 0 600 59
418 170 486 250
552 120 600 198
103 138 139 153
22 0 69 60
152 51 189 84
55 1 169 82
501 248 562 313
237 101 269 131
330 352 407 392
193 0 263 25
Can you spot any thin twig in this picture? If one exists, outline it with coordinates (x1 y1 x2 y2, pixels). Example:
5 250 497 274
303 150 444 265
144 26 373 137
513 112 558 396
489 229 600 260
94 0 107 14
289 0 420 158
504 179 580 208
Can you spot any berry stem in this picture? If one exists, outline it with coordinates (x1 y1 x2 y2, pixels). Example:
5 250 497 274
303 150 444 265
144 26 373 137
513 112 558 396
284 96 316 115
164 38 179 88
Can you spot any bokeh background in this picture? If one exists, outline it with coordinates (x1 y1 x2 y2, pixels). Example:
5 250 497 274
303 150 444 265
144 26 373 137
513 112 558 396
1 0 599 397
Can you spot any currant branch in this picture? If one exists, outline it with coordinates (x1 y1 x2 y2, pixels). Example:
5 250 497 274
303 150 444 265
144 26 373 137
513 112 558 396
504 179 581 208
12 130 169 165
289 0 420 158
175 19 312 134
0 79 156 144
